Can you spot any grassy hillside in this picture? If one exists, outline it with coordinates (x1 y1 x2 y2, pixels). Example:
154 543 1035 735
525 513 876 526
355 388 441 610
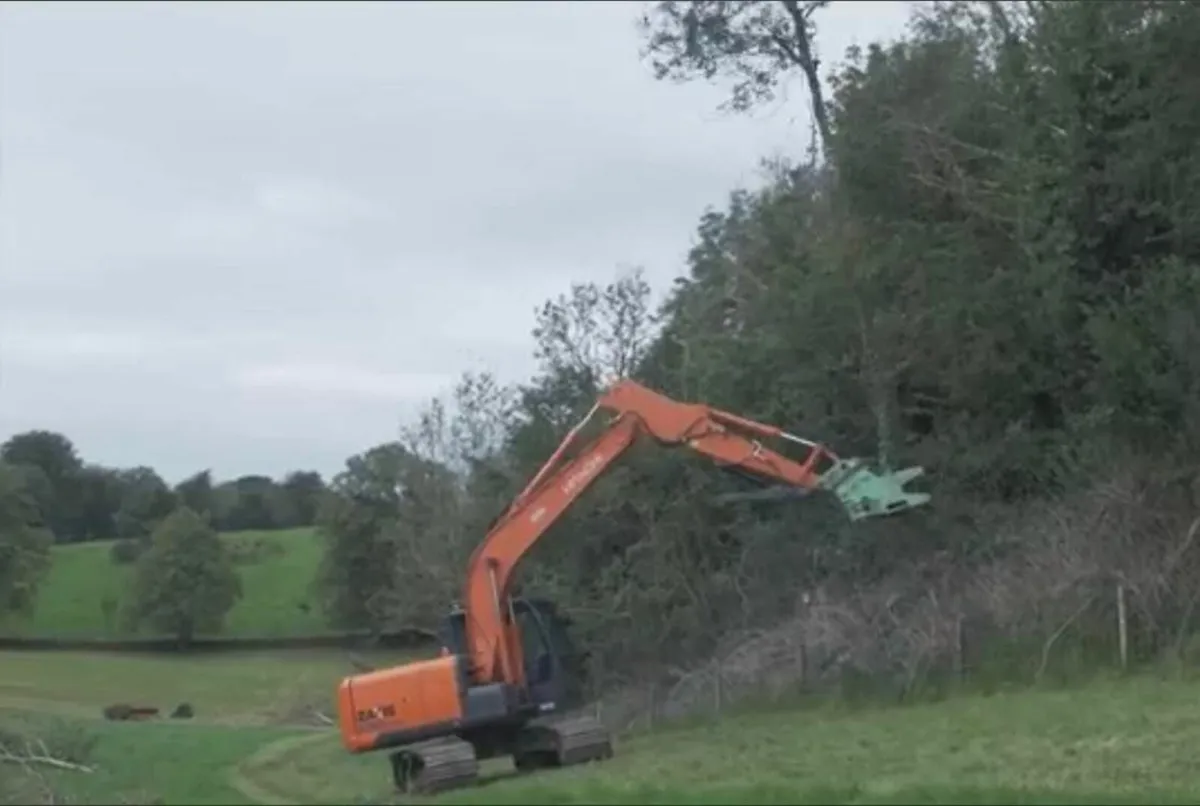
243 673 1200 805
3 650 1200 805
0 648 408 805
2 528 326 639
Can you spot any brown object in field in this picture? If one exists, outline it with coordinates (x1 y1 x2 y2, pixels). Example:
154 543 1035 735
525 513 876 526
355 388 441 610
102 703 161 721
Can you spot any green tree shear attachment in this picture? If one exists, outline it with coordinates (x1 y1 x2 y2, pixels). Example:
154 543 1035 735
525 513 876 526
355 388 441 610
818 458 929 522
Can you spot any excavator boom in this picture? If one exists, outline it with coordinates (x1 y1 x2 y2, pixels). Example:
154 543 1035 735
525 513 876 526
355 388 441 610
464 379 929 687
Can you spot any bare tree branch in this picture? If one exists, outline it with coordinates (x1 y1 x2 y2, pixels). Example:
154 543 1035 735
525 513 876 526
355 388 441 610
0 738 94 774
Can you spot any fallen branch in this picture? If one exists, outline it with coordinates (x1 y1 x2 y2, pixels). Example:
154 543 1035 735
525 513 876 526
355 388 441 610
0 739 94 774
1036 595 1096 682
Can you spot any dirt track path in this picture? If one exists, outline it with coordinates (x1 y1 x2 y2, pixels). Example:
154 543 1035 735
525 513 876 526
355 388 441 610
228 731 331 806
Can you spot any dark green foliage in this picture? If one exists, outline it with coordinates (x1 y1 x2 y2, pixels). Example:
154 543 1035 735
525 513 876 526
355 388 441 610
0 463 53 618
1 430 85 543
640 1 833 146
125 507 242 646
113 467 178 540
109 538 147 566
173 470 215 522
0 429 328 545
278 471 328 528
306 0 1200 700
314 438 472 632
314 444 410 631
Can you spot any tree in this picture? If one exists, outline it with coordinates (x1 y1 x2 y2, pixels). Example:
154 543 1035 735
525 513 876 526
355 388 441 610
113 467 178 539
640 0 834 151
174 470 216 522
0 463 53 618
76 465 123 541
279 471 327 528
5 464 53 535
216 475 283 532
0 430 84 542
126 506 242 647
315 444 409 631
511 268 656 460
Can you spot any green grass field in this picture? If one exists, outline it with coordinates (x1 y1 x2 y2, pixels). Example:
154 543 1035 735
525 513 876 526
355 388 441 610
6 529 1200 803
0 648 419 804
242 673 1200 805
1 528 327 638
4 649 1200 805
0 648 407 723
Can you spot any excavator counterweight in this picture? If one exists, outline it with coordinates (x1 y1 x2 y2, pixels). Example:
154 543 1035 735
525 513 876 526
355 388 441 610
335 379 929 794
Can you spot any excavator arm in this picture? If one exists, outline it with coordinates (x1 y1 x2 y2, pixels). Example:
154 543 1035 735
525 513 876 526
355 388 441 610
462 379 929 686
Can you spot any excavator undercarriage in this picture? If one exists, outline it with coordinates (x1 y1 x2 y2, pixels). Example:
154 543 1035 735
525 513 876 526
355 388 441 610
389 712 613 794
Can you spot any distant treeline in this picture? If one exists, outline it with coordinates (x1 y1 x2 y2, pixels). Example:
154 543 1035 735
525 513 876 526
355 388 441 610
0 430 328 543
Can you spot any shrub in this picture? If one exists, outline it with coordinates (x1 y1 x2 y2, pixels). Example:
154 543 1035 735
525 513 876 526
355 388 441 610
109 538 146 565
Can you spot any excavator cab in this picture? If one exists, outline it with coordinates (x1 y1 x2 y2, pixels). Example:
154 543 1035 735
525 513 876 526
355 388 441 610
437 597 587 712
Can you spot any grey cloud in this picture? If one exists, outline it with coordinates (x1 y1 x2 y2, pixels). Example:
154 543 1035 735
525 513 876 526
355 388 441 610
1 1 911 482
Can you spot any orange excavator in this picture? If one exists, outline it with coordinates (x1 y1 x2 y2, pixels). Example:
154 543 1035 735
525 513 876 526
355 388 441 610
336 379 930 793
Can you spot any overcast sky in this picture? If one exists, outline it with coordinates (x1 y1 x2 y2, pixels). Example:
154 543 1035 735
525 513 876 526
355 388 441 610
0 0 912 483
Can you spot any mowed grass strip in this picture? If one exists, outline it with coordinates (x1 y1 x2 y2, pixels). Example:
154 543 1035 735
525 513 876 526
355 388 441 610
1 708 294 806
2 528 326 639
241 675 1200 805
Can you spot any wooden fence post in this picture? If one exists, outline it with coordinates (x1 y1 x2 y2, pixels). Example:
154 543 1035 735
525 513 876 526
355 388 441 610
713 660 723 714
954 615 966 682
1117 582 1129 672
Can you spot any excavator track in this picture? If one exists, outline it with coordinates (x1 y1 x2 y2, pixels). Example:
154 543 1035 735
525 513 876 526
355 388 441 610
389 736 479 795
512 712 614 772
387 714 613 796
